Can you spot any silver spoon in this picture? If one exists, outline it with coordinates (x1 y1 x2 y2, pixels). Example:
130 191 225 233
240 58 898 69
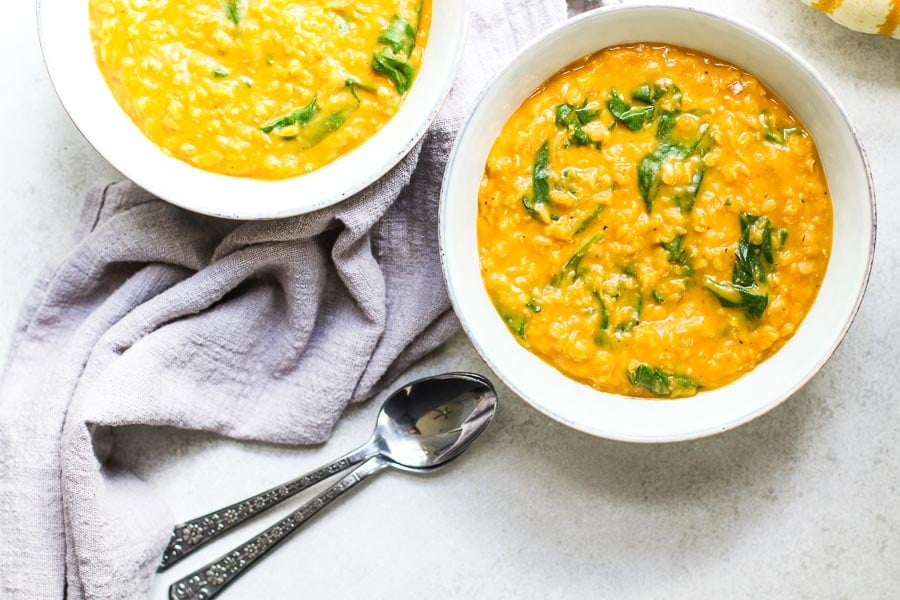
166 372 497 600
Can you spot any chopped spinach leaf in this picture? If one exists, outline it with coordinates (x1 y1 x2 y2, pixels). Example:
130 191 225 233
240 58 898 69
759 110 785 145
674 165 705 212
377 15 416 56
373 48 416 94
301 103 358 148
262 89 360 148
261 95 319 134
522 141 553 221
345 77 377 100
213 68 229 78
225 0 241 25
652 289 664 304
371 12 419 94
574 203 604 234
732 213 787 287
628 364 699 397
615 287 643 333
638 124 712 212
525 300 542 314
703 277 768 320
631 80 682 108
502 312 527 339
631 83 655 104
551 232 603 287
656 110 679 142
703 213 787 321
555 100 602 147
661 235 694 274
638 144 684 211
591 290 610 345
652 80 682 108
608 89 655 131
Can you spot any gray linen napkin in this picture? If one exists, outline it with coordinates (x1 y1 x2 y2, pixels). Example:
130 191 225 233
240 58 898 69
0 0 567 598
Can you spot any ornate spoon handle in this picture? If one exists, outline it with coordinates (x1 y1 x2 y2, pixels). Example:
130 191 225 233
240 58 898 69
169 456 389 600
159 445 375 571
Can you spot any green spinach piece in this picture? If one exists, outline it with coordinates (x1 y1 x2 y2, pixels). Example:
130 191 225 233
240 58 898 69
674 165 705 212
501 312 527 339
373 48 416 94
226 0 241 24
628 364 700 397
555 100 602 147
608 89 655 131
631 83 655 104
377 15 416 56
591 290 610 346
591 271 642 342
652 289 664 304
550 232 603 287
574 203 604 234
213 68 229 78
301 103 358 148
262 82 363 146
371 11 419 94
522 141 553 220
345 77 377 101
703 213 787 320
703 277 769 320
759 110 785 145
638 124 711 212
631 80 682 108
656 110 678 142
661 235 694 275
732 213 787 287
638 144 684 211
525 300 542 314
616 288 643 333
261 95 319 134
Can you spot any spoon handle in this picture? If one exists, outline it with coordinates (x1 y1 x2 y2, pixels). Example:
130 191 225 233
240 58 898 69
168 455 389 600
159 445 375 571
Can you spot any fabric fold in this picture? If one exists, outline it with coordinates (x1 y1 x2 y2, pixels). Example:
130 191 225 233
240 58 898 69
0 1 569 597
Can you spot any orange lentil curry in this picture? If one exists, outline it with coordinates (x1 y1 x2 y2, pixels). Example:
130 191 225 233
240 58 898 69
89 0 431 179
477 44 833 398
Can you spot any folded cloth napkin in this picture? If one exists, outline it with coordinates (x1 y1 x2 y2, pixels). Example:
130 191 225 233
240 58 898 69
0 0 568 598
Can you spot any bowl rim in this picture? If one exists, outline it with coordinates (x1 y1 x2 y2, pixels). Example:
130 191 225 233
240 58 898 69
439 3 877 443
36 0 470 221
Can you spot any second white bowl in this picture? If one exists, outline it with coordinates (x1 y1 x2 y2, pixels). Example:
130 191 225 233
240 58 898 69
38 0 468 219
440 5 876 442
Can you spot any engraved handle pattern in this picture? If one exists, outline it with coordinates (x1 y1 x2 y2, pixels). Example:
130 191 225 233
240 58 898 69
160 449 369 571
169 457 387 600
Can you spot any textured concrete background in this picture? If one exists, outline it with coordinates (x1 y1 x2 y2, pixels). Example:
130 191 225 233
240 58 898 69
2 0 899 597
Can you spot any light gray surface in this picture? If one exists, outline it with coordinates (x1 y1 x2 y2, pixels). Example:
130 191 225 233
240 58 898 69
1 0 898 597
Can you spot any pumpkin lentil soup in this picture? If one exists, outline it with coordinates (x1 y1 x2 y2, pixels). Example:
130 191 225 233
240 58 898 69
89 0 431 179
477 44 832 398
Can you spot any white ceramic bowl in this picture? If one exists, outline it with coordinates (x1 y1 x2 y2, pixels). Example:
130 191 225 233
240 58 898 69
37 0 467 219
440 5 876 443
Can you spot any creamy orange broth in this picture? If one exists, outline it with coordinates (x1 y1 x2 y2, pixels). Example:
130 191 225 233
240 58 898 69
477 44 833 398
89 0 431 179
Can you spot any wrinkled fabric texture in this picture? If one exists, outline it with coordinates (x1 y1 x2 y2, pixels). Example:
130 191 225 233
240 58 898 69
0 0 568 598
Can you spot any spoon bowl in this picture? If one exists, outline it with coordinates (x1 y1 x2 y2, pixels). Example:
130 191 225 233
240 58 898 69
374 372 497 472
